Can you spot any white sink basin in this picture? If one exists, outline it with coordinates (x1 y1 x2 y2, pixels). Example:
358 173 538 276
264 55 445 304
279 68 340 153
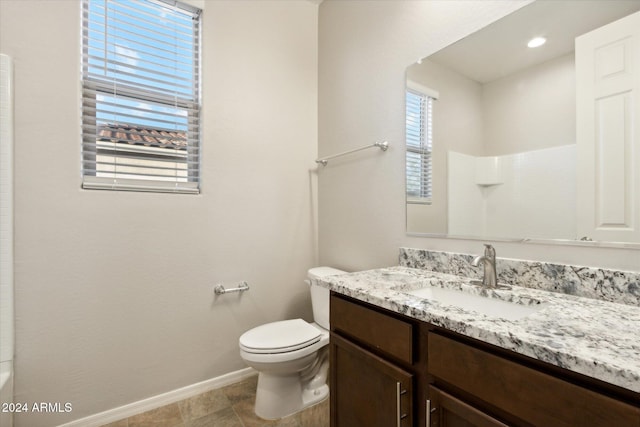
405 286 545 321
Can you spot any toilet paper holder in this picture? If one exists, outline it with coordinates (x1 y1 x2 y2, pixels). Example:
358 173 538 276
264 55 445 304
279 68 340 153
214 281 250 295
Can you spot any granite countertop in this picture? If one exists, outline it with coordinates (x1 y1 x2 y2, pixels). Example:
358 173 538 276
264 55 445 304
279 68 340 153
314 266 640 394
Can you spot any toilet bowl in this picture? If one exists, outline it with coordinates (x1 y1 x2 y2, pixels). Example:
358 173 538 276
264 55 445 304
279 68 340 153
238 267 344 420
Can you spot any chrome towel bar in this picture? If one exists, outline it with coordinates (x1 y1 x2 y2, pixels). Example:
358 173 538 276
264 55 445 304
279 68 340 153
214 281 250 295
315 141 389 166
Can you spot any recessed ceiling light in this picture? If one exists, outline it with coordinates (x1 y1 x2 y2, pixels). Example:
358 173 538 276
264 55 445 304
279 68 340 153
527 37 547 48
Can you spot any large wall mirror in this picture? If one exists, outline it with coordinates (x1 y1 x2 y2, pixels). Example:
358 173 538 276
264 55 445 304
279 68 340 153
406 0 640 247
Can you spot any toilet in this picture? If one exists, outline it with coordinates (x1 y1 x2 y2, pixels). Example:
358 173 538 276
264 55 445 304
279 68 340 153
239 267 344 420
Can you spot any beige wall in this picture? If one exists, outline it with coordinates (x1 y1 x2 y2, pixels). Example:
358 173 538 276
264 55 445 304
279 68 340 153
318 0 640 272
0 1 318 426
483 53 576 156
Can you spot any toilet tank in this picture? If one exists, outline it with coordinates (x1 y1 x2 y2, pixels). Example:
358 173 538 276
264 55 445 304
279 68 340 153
307 267 345 330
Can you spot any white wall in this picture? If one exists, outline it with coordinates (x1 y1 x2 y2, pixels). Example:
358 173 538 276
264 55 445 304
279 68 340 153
318 0 640 273
483 53 576 155
0 52 15 427
484 146 576 240
0 1 318 426
448 147 576 240
447 152 485 237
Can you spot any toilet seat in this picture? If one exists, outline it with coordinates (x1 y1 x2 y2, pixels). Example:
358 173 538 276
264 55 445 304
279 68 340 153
240 319 321 354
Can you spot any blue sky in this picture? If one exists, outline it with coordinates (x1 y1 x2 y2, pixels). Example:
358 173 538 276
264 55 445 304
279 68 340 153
86 0 198 132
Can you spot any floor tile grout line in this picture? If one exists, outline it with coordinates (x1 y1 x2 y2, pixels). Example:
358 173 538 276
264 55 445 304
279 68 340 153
177 400 186 426
230 403 247 427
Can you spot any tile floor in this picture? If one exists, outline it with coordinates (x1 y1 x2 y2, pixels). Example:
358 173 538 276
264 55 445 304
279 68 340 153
100 375 330 427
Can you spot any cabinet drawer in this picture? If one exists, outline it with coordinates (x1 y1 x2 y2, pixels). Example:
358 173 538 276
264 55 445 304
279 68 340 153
331 294 414 364
428 332 640 427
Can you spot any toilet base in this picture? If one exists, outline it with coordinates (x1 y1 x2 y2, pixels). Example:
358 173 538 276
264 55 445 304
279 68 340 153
302 383 329 408
254 349 330 420
254 373 328 420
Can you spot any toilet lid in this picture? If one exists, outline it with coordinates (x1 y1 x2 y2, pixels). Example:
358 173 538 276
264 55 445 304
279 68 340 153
239 319 321 354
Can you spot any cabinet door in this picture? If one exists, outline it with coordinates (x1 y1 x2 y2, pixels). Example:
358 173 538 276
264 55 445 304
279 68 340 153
427 385 508 427
330 332 413 427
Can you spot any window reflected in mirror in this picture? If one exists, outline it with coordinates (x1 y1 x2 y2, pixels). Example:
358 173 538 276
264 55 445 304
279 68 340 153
405 83 435 204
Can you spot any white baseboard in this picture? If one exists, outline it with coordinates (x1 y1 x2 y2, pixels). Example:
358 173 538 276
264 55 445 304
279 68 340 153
58 367 256 427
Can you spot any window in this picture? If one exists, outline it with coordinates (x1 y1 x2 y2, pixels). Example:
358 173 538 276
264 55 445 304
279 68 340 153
81 0 201 193
405 84 436 203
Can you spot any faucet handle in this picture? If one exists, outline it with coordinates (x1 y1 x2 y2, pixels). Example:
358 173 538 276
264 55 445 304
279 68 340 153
483 244 495 259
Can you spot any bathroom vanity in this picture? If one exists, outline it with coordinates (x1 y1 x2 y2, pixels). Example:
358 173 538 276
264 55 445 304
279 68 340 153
320 251 640 427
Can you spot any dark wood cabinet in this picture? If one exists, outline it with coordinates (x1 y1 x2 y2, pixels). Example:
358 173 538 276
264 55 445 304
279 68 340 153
330 293 414 364
427 385 508 427
330 292 640 427
330 293 428 426
428 332 640 427
331 333 413 427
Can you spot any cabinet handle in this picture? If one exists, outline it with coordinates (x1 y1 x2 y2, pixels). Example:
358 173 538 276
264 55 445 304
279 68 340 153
426 399 436 426
396 382 402 427
396 382 408 426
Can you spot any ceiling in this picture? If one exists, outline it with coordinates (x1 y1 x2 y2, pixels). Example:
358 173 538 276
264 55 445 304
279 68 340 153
427 0 640 84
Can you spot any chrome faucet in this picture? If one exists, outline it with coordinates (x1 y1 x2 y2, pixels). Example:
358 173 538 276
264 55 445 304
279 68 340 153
472 244 497 288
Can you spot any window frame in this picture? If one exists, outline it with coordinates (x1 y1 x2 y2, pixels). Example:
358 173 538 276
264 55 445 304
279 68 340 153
81 0 202 194
405 81 437 205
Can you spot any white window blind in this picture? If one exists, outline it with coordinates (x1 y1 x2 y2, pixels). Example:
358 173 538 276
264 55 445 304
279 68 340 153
406 88 433 203
81 0 201 194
